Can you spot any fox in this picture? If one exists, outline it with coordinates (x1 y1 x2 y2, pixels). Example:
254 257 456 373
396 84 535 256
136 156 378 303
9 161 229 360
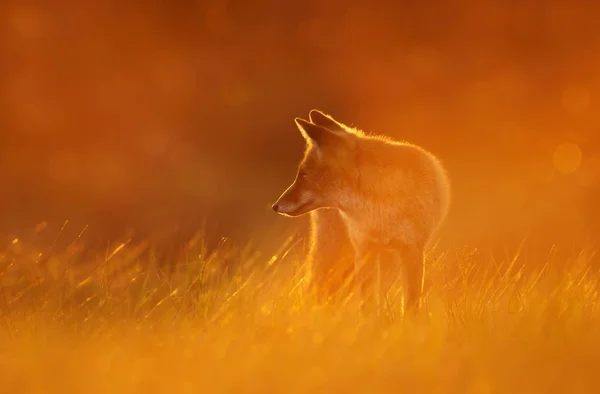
272 109 450 314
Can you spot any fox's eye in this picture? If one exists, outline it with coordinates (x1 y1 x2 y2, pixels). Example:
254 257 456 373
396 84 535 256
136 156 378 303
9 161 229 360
298 171 308 180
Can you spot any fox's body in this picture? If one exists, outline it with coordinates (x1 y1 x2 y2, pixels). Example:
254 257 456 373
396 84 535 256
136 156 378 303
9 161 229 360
273 110 450 312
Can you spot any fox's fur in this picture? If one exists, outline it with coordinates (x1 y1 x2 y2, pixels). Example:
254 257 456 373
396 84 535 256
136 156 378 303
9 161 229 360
272 110 450 313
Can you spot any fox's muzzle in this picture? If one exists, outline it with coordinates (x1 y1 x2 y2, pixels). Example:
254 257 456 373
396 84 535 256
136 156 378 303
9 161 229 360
272 181 318 217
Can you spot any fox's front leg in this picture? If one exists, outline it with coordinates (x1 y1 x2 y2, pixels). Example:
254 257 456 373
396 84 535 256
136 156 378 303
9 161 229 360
308 210 355 303
353 248 383 316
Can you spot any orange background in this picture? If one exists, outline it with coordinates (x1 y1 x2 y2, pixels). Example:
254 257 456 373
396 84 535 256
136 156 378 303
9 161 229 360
1 0 599 256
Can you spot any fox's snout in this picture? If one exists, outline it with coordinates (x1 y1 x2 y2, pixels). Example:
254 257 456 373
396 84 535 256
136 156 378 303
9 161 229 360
272 181 319 217
271 191 305 217
271 201 300 216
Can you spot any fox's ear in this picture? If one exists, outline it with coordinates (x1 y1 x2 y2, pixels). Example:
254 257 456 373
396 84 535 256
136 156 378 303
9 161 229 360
308 109 345 132
294 117 355 149
294 118 329 143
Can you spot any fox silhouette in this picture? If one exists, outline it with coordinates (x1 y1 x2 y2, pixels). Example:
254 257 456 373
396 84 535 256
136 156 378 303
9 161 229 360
272 110 450 313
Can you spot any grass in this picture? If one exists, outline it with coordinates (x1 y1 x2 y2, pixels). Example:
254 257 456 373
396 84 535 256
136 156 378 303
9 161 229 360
0 230 599 394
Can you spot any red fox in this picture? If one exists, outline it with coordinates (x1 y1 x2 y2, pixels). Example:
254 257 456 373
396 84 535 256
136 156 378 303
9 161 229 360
272 110 450 313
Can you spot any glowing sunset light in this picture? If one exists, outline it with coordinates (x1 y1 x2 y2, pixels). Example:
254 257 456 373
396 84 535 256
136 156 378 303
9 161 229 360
1 2 600 393
553 143 583 174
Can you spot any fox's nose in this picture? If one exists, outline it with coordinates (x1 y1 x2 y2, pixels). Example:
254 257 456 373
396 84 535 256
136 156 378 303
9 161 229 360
271 203 280 212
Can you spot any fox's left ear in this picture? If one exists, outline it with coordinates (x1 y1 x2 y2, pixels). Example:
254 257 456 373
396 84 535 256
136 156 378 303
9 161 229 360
294 118 355 149
308 109 345 132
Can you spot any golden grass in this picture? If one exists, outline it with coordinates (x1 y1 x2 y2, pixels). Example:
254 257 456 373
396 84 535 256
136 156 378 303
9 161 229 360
0 233 599 394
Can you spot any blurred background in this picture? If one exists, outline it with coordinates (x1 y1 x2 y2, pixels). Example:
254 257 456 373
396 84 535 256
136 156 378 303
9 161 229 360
1 0 599 258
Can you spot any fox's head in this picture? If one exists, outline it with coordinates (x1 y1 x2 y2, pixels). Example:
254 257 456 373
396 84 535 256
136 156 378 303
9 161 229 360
272 110 359 217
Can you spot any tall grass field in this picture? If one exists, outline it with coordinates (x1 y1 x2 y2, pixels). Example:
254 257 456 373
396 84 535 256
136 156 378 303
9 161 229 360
1 228 598 394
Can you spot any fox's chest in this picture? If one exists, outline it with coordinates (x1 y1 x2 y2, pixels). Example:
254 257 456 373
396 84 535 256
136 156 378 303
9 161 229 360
339 209 417 250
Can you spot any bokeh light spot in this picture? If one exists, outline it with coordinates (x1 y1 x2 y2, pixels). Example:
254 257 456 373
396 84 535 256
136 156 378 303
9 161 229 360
9 4 45 39
553 143 582 174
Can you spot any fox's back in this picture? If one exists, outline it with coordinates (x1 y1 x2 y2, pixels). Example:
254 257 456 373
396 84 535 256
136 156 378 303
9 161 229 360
348 136 451 247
